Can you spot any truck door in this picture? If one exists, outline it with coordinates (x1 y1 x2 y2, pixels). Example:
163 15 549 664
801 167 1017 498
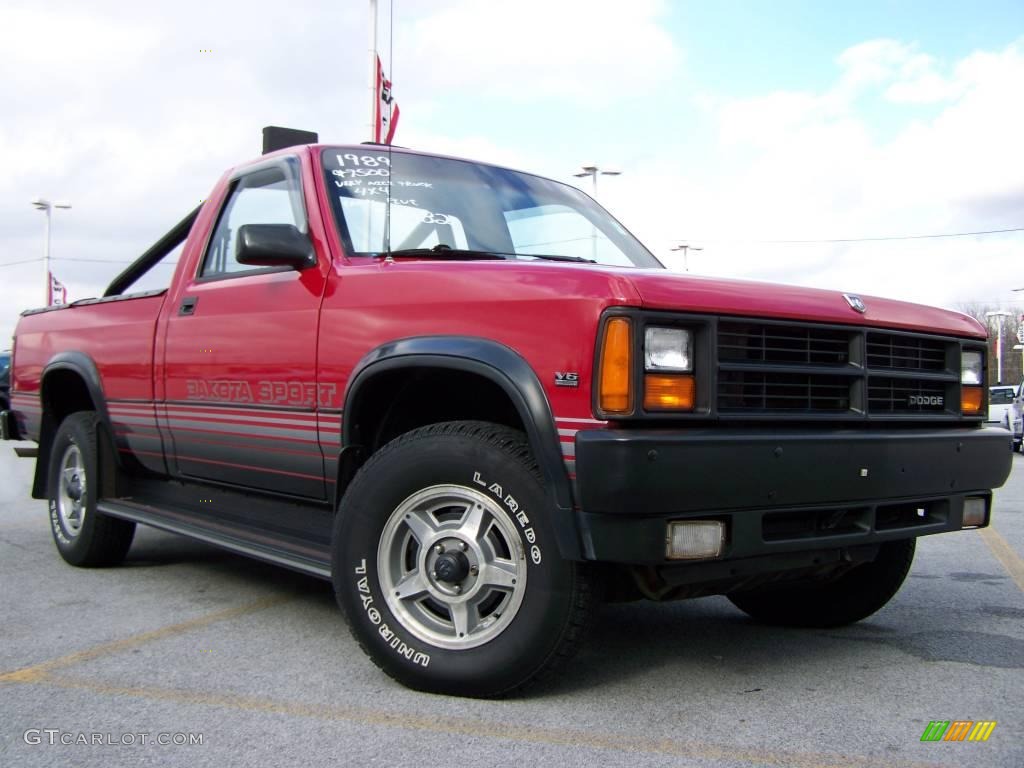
161 156 328 499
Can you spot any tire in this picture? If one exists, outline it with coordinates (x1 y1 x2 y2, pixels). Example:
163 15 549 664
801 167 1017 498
1015 440 1022 453
727 538 915 628
47 411 135 567
332 420 596 697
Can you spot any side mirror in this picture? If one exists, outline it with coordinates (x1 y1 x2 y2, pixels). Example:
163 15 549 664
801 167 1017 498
236 224 316 269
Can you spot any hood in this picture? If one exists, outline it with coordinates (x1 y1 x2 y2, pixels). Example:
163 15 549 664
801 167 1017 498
623 270 985 339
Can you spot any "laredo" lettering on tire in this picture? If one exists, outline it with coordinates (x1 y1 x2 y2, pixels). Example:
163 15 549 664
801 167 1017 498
472 470 542 564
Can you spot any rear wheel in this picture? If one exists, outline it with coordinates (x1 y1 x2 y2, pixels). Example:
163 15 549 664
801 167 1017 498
332 420 596 697
47 411 135 567
727 539 915 628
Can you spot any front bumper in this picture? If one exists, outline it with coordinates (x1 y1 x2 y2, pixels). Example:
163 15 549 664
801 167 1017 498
574 426 1012 564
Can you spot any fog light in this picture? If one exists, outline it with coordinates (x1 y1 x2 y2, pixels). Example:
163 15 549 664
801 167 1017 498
666 521 725 560
962 497 987 528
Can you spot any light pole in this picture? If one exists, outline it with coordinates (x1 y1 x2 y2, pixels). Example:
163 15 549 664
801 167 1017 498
985 310 1012 384
573 165 621 261
31 197 71 306
671 243 704 273
573 164 622 196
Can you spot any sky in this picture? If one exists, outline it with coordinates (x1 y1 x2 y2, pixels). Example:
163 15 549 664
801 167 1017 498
1 0 1023 345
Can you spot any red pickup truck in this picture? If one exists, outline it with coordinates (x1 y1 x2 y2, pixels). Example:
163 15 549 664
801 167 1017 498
2 130 1012 696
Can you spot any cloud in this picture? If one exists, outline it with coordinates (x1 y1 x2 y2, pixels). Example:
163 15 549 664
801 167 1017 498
0 0 372 342
402 0 681 107
0 3 1020 347
614 36 1024 310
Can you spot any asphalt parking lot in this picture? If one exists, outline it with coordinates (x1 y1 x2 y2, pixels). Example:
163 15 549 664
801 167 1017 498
1 443 1022 768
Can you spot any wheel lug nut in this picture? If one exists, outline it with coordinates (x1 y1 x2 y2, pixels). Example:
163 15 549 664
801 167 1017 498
459 541 468 551
470 565 479 576
430 571 438 580
434 544 444 554
453 584 462 594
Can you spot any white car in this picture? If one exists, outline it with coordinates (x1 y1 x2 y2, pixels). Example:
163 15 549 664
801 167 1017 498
989 385 1021 451
1012 382 1024 452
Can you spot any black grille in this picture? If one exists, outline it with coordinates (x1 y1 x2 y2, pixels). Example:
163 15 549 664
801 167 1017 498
866 332 947 372
712 319 964 419
719 322 850 365
868 378 948 414
719 371 851 412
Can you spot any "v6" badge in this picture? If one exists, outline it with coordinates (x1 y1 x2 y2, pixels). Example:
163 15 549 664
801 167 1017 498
554 372 579 388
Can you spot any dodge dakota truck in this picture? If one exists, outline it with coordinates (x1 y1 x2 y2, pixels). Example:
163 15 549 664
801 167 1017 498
2 128 1013 697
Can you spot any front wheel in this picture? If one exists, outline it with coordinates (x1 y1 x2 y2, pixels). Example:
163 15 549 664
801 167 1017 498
727 538 915 628
47 411 135 567
332 421 596 697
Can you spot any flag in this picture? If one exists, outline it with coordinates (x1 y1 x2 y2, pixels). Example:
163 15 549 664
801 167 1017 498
49 271 67 306
374 54 400 144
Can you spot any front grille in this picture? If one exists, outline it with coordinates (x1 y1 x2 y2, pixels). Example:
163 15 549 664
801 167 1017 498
713 320 965 419
719 371 851 412
868 378 948 414
866 332 947 371
719 323 850 365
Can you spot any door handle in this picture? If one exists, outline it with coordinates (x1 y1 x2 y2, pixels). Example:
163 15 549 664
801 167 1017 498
178 297 198 316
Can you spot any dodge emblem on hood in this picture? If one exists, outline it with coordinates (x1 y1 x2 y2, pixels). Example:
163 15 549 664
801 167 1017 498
843 293 867 313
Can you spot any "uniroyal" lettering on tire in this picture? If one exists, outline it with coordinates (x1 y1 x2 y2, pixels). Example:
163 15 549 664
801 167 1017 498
353 558 430 667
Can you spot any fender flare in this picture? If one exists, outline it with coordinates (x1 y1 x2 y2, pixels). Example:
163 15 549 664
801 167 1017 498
33 352 118 498
40 352 112 426
340 336 582 560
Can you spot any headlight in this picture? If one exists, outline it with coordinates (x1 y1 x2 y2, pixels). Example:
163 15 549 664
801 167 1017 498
961 349 984 415
643 327 695 411
961 350 983 385
644 327 693 372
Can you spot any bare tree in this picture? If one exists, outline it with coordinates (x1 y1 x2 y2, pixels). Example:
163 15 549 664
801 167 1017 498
955 303 1023 386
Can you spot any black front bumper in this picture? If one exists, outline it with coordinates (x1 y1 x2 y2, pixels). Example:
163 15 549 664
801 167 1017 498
574 426 1012 564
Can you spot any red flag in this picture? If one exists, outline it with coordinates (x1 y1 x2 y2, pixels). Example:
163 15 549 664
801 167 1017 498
49 271 67 306
374 54 400 144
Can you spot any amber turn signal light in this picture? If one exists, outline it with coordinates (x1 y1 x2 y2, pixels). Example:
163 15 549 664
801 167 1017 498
961 385 983 415
644 374 695 411
599 317 633 414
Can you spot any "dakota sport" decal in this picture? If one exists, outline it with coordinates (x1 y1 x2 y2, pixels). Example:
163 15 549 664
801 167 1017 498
185 379 338 408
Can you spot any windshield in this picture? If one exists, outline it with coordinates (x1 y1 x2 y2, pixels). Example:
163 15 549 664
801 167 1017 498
990 387 1014 404
321 149 662 269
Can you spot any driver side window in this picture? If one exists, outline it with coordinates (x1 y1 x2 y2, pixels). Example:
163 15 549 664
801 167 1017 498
201 163 306 277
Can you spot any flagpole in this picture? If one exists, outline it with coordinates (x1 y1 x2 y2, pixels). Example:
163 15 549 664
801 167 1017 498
43 206 51 306
368 0 378 142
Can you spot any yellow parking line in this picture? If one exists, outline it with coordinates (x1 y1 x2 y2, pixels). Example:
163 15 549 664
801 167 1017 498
979 526 1024 593
0 594 290 684
29 673 944 768
0 587 945 768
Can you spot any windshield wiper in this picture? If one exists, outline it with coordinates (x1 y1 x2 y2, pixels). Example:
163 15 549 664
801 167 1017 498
378 244 509 261
518 253 597 264
374 245 596 264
